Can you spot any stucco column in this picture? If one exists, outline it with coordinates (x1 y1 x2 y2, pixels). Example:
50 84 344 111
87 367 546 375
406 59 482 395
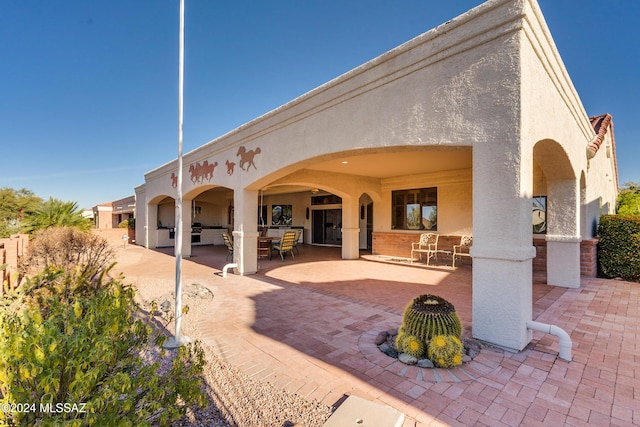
178 197 192 258
546 179 580 288
135 187 146 247
233 189 258 275
146 204 158 249
471 139 536 352
340 196 360 259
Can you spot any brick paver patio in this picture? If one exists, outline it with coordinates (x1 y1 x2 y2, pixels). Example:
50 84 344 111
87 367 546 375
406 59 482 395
115 243 640 426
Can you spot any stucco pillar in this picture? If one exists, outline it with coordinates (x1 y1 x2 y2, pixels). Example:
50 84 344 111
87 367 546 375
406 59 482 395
177 197 192 258
546 179 580 288
341 196 360 260
135 187 146 246
146 204 158 249
233 189 258 275
471 139 536 352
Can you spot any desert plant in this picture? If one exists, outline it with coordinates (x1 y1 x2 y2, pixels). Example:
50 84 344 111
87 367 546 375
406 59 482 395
401 294 462 344
427 335 464 368
394 329 406 351
400 335 425 359
598 214 640 282
0 266 206 426
19 226 115 285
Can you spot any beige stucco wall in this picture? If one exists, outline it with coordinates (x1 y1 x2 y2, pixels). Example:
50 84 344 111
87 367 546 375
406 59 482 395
585 127 618 224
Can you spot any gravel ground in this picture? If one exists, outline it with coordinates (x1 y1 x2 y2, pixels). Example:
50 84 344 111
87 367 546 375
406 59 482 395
135 281 333 427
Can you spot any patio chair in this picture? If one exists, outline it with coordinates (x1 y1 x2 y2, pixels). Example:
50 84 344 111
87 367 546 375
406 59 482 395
222 232 234 261
453 235 472 268
410 233 439 265
292 228 302 255
271 230 297 261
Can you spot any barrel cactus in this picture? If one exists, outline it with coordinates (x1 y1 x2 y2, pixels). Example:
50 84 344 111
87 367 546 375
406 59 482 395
427 335 464 368
395 330 406 352
399 334 425 359
401 294 462 343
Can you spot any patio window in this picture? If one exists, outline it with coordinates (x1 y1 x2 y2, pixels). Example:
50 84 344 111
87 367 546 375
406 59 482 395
392 187 437 230
532 196 547 234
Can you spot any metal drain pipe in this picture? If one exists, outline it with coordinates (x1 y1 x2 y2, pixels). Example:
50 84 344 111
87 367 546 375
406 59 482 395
527 320 572 362
222 263 237 278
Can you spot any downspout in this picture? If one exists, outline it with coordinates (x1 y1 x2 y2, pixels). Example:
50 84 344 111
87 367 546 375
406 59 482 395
222 263 237 278
526 320 572 362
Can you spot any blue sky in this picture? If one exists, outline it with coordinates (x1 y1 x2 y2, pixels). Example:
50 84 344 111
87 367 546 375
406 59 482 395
2 1 639 209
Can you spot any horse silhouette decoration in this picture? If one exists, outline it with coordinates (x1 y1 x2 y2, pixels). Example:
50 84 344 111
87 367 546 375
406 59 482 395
225 160 236 176
236 146 261 171
189 160 218 184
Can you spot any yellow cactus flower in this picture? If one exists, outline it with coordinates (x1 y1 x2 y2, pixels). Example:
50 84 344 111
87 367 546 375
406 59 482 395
432 336 447 348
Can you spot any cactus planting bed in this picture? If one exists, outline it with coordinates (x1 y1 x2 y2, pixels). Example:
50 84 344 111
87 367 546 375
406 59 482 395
375 294 483 369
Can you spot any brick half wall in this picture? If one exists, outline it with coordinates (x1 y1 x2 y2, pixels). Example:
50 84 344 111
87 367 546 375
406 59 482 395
373 232 598 277
372 232 470 266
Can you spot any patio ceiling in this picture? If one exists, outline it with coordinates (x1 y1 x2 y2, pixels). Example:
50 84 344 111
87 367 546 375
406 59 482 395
264 148 472 195
308 149 472 179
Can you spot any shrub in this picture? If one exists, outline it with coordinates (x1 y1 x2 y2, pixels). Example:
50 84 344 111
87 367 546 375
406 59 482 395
598 215 640 282
0 267 206 426
19 226 115 284
118 219 135 229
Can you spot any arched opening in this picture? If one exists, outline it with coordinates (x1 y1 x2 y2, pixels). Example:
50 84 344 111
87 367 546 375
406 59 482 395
145 194 175 249
249 146 471 261
533 139 580 288
183 186 234 247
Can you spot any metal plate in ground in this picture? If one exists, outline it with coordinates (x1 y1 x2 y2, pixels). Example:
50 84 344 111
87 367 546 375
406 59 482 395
322 395 404 427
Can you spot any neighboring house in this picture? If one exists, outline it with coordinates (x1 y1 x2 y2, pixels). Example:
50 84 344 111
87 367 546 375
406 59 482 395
92 196 135 229
135 0 618 352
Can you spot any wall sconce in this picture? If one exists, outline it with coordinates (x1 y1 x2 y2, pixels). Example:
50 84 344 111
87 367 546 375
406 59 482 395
306 207 310 220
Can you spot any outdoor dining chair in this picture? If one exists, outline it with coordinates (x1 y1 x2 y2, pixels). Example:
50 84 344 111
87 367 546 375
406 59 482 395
271 230 297 261
222 232 234 261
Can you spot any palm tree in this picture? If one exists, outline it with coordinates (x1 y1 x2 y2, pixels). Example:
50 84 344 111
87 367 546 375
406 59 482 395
22 197 92 234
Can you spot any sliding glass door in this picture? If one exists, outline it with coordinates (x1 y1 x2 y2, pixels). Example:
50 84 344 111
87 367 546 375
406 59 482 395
312 209 342 245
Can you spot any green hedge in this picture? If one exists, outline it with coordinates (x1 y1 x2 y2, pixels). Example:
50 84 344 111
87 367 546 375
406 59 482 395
598 215 640 282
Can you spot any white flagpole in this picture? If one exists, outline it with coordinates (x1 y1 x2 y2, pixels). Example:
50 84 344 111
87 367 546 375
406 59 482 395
165 0 191 349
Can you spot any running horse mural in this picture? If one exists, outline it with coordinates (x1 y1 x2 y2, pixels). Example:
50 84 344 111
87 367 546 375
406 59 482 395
236 146 261 171
189 160 218 184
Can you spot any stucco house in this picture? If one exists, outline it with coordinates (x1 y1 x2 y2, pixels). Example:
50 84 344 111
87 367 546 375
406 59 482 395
91 195 136 229
135 0 618 353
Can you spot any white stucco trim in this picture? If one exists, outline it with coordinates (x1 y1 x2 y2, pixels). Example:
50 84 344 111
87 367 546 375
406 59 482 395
545 234 582 243
470 245 537 262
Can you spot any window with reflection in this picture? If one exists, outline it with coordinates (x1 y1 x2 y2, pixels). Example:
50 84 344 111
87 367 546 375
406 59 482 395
392 188 437 230
532 196 546 234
